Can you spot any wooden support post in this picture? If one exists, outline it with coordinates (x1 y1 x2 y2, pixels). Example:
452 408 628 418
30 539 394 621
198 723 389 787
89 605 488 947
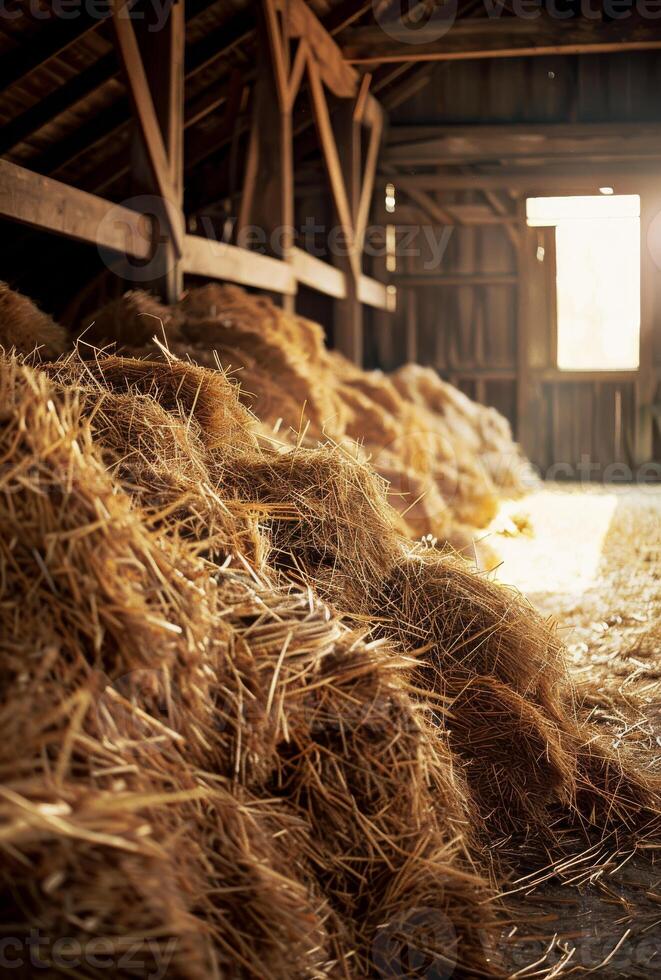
236 2 295 312
637 194 659 465
117 0 185 303
405 288 417 364
333 103 362 364
515 198 532 452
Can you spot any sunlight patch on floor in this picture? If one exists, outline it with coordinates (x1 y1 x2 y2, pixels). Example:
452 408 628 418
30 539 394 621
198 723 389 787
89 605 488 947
489 488 619 597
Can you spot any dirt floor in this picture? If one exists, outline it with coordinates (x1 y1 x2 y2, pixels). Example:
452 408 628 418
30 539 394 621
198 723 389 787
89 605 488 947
488 483 661 977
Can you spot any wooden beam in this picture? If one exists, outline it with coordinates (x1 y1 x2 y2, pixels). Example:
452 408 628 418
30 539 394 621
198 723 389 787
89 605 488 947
111 0 184 258
384 122 661 166
0 159 152 259
0 12 102 96
120 0 185 304
341 15 661 64
405 288 417 363
332 101 363 362
0 0 215 153
285 0 358 98
636 195 659 463
322 0 373 35
307 56 360 283
235 6 295 312
483 190 520 249
183 234 296 294
536 369 638 383
381 168 659 193
291 247 347 299
358 275 392 310
355 107 384 252
402 186 455 226
264 0 290 111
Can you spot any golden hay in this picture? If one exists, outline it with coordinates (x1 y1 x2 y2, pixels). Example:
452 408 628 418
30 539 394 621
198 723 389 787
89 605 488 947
0 280 69 358
81 289 184 348
46 353 258 455
2 293 659 975
0 354 498 978
79 285 526 543
217 421 660 841
392 363 536 499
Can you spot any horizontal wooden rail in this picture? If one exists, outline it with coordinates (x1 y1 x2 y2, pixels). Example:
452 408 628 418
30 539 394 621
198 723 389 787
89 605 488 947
184 238 392 310
358 274 393 309
537 369 638 384
0 161 393 313
183 234 297 294
290 247 347 299
0 159 152 258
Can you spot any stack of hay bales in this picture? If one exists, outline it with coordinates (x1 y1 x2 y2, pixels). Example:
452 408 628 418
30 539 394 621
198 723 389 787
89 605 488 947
67 284 533 550
1 323 659 977
0 282 534 550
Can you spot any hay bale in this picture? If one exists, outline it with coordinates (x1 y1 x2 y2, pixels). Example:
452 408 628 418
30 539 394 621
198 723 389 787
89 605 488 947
91 285 526 542
392 363 537 501
78 387 264 563
224 443 404 611
180 283 327 362
0 354 501 977
376 551 660 837
0 281 69 358
80 290 184 348
47 353 258 455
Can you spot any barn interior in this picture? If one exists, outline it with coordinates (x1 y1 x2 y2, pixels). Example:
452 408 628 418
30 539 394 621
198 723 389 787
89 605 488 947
1 2 660 977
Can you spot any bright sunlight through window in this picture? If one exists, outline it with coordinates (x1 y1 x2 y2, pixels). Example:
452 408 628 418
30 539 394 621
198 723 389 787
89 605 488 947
526 195 640 371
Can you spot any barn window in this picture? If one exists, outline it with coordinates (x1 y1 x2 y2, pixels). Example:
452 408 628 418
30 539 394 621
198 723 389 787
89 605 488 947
526 195 640 371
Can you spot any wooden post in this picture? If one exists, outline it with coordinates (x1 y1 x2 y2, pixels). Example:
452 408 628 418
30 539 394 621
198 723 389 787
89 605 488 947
515 198 532 451
333 103 362 364
405 287 418 364
236 5 295 313
637 194 659 465
125 0 185 304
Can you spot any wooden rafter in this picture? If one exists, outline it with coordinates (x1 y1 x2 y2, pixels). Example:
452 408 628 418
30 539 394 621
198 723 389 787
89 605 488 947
0 0 216 155
341 14 661 64
355 108 384 252
0 12 101 96
385 122 661 166
380 167 661 193
0 54 116 157
285 0 358 98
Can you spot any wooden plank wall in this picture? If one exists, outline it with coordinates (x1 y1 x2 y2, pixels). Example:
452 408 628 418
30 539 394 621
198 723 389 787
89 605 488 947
385 51 661 474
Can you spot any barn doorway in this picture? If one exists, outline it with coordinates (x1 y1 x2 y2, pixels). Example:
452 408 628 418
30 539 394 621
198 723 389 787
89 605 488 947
526 194 641 371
